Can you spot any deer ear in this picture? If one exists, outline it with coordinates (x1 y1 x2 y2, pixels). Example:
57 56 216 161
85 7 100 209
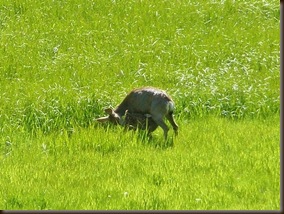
104 108 114 115
95 116 109 123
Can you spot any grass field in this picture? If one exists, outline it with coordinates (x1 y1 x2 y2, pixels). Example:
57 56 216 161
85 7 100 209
0 0 280 210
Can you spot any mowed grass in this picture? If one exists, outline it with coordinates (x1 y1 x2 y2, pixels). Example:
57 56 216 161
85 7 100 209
0 0 280 210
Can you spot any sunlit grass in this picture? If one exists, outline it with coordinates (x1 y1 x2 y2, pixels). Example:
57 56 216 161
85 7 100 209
0 117 279 210
0 0 280 210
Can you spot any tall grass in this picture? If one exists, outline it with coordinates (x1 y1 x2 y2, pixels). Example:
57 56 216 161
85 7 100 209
0 0 280 133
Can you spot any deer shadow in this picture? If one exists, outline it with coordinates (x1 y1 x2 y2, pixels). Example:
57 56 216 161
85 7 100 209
130 129 175 149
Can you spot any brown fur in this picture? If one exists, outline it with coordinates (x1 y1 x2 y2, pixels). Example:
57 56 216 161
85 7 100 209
95 87 178 139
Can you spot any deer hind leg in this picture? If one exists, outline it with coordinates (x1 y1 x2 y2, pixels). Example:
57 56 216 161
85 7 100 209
152 115 169 140
166 113 178 136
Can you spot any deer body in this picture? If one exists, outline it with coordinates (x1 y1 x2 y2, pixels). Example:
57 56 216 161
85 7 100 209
124 110 159 133
96 87 178 139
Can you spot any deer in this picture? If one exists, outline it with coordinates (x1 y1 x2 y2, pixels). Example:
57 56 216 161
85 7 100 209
123 110 159 133
95 86 178 140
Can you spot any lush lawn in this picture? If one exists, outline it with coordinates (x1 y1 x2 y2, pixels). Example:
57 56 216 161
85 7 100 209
0 0 280 210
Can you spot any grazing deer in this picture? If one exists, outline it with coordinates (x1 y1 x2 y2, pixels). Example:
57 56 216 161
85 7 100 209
95 87 178 140
123 110 158 133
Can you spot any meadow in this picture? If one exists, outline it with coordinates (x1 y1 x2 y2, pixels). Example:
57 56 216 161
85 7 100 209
0 0 280 210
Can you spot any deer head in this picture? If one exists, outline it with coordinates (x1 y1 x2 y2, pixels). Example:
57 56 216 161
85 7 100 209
95 108 124 125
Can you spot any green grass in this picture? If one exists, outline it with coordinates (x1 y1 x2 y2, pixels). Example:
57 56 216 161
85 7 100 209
0 0 280 210
0 116 280 210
